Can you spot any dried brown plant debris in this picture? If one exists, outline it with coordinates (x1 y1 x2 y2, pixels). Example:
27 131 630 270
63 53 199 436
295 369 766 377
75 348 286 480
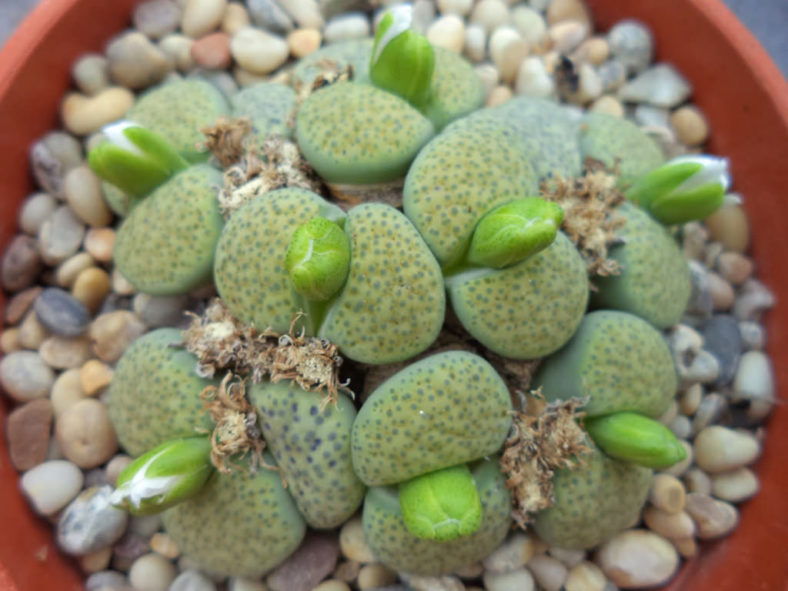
183 299 346 407
198 374 270 474
200 116 253 168
541 158 626 277
217 136 322 217
293 60 355 106
500 390 592 529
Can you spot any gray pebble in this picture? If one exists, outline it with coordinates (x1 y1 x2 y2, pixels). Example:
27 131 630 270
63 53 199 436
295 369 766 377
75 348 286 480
84 467 107 489
106 31 172 90
0 351 55 402
668 414 693 440
738 321 765 350
702 315 742 385
692 392 728 432
38 205 86 266
29 131 83 198
133 0 182 39
1 235 42 292
679 350 720 385
247 0 294 32
633 104 670 128
189 69 238 98
597 59 628 92
171 570 217 591
112 532 151 568
85 570 129 591
267 533 339 591
685 261 713 318
128 514 163 537
34 287 91 337
132 293 188 327
324 12 370 43
733 279 775 321
618 63 692 108
57 486 129 556
19 192 58 236
72 54 111 96
607 19 653 74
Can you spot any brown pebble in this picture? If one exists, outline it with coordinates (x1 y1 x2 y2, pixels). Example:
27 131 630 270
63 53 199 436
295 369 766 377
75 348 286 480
704 204 750 253
7 398 54 471
333 560 361 583
18 310 49 349
79 547 113 574
191 32 232 69
357 564 397 590
89 311 146 363
670 105 709 146
55 252 96 288
2 234 42 292
487 84 513 106
648 473 686 514
716 252 754 285
55 398 118 468
105 454 133 487
150 532 181 559
111 268 137 296
287 28 322 58
672 537 697 559
572 36 609 65
80 359 114 396
707 272 735 311
51 368 86 417
72 267 112 313
5 286 42 324
39 335 93 369
1 328 21 353
83 228 116 262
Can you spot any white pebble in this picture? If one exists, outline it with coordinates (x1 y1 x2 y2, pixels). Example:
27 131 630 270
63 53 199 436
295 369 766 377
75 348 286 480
339 517 375 563
470 0 510 33
230 27 289 74
489 27 529 83
0 351 55 402
129 553 177 591
515 56 554 98
483 532 535 573
564 561 606 591
684 493 739 539
170 569 216 591
732 350 775 420
617 63 692 108
280 0 324 29
57 486 128 555
596 529 679 589
589 95 624 117
511 6 546 47
483 568 535 591
549 20 588 53
181 0 227 38
527 554 567 591
694 426 760 473
19 192 58 235
158 34 195 72
464 24 487 63
475 63 501 98
21 460 84 515
64 166 112 227
227 578 267 591
324 13 370 43
72 54 111 95
710 467 759 503
684 467 713 495
427 14 466 53
634 104 670 128
548 547 585 568
607 19 653 74
643 506 696 540
437 0 473 16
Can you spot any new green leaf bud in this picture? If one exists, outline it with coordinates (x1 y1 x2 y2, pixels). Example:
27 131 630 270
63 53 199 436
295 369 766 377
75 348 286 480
466 198 564 269
110 437 214 515
285 216 351 302
88 120 189 197
370 5 435 110
585 412 687 469
398 464 483 541
626 155 730 225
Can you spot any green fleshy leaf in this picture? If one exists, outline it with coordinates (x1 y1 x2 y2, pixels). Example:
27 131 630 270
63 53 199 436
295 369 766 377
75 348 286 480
285 216 351 302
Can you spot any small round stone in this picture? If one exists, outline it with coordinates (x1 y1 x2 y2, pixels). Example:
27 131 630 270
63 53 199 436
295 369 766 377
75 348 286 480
313 581 351 591
1 328 20 353
55 398 118 468
489 26 529 83
483 568 536 591
170 569 215 591
61 87 136 135
710 467 759 503
79 547 113 574
573 37 609 65
589 95 624 117
38 205 87 265
546 0 591 27
704 204 750 253
707 272 735 311
6 398 53 470
716 252 753 285
222 2 250 34
191 32 232 69
515 56 554 98
684 493 739 539
482 532 535 573
339 517 375 563
79 359 114 397
487 85 513 107
670 105 709 146
549 20 588 53
158 34 195 71
287 28 322 58
427 14 466 53
596 529 678 589
64 165 112 227
694 426 760 473
72 267 112 313
34 287 91 337
511 5 546 46
56 252 95 288
57 486 129 555
72 54 111 95
357 563 397 590
30 131 84 198
323 14 370 44
648 474 686 514
21 460 84 516
230 27 289 74
85 571 129 591
19 192 58 236
470 0 511 33
438 0 473 16
39 335 92 369
564 561 606 591
0 351 55 402
18 310 49 350
89 311 147 363
528 554 568 591
642 507 695 540
607 19 653 74
464 23 487 62
128 553 177 591
83 228 116 262
133 0 182 39
1 234 41 292
150 533 181 560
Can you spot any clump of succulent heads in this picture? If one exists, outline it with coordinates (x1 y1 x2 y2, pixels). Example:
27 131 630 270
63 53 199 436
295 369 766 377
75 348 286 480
89 3 732 581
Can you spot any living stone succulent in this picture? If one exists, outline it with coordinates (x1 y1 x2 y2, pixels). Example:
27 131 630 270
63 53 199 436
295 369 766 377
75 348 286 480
290 38 373 89
230 82 296 146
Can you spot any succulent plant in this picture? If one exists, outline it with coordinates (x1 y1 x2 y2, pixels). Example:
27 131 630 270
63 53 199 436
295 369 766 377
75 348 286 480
578 112 665 184
113 164 224 295
290 39 373 89
422 46 485 131
230 82 296 146
107 328 217 457
214 188 445 364
592 202 692 329
125 78 230 162
249 381 365 529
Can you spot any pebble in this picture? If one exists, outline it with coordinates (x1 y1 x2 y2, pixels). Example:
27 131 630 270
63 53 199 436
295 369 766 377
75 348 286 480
133 0 182 39
707 272 734 311
1 234 41 292
694 426 760 473
108 31 173 90
246 0 293 33
287 28 322 58
564 561 606 591
280 0 323 29
18 309 49 349
412 0 438 34
692 392 727 432
679 382 703 415
515 56 554 98
596 529 678 589
39 335 92 369
132 293 188 327
483 532 534 573
21 459 83 516
573 37 609 65
113 532 151 571
643 507 695 540
546 0 591 26
589 95 623 117
191 32 232 69
528 554 567 591
702 314 742 385
1 328 20 353
182 0 228 38
682 221 709 260
83 228 116 263
19 192 58 235
221 2 250 35
489 27 529 83
339 517 375 563
487 85 513 106
324 13 370 43
89 310 147 363
72 267 112 313
470 0 510 33
72 54 111 96
105 454 133 487
464 24 486 62
566 62 602 104
51 368 86 416
732 350 775 420
55 398 118 468
79 547 113 574
437 0 473 16
159 34 196 71
314 581 351 591
547 547 586 569
683 467 712 495
664 440 693 477
607 19 653 74
129 514 163 538
738 321 765 351
357 564 397 589
55 252 94 288
597 59 627 92
230 27 289 74
30 131 83 198
227 577 269 591
710 467 759 503
510 6 546 47
333 559 361 583
34 287 91 337
170 569 216 591
6 398 53 470
549 20 588 53
684 493 739 539
128 553 177 591
0 350 55 402
267 533 339 591
85 570 129 591
670 105 709 146
57 486 128 555
80 360 114 396
148 533 179 560
426 14 466 53
618 63 692 108
633 104 670 128
38 205 87 265
401 574 465 591
704 204 750 253
483 568 535 591
668 415 692 439
733 279 775 321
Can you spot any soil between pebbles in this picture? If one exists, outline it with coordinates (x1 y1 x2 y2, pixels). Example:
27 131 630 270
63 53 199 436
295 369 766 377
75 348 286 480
0 0 778 590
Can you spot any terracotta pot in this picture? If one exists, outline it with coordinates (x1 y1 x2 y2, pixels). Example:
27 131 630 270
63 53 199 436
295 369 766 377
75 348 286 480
0 0 786 589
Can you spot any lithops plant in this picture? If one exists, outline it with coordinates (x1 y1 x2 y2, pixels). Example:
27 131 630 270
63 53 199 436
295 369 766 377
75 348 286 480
214 187 446 364
290 38 373 88
230 82 296 146
352 351 513 574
